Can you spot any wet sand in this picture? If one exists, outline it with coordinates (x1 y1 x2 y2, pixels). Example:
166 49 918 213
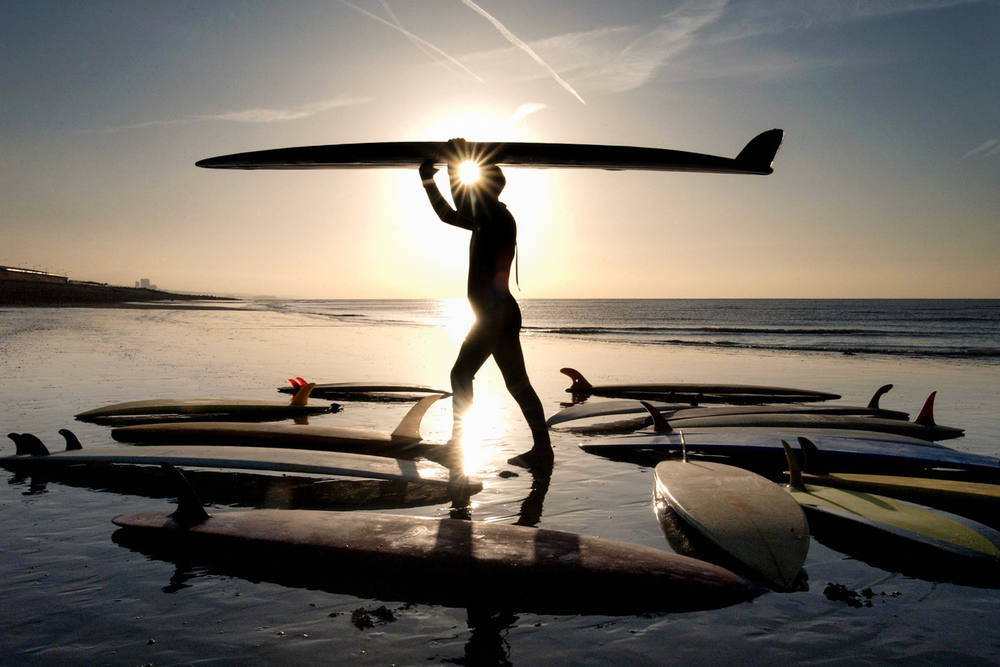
2 304 999 665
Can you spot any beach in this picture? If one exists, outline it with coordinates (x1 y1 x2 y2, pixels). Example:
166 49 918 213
2 301 1000 665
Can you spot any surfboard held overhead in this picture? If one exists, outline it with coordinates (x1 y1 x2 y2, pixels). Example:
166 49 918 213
195 130 784 176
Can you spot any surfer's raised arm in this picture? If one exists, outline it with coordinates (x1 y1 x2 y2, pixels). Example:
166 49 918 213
419 159 472 230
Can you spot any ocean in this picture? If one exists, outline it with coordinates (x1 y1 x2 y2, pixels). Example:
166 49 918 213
262 298 1000 359
1 299 999 665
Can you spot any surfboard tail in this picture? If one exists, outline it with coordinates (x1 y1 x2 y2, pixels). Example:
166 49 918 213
735 129 784 175
390 394 445 443
560 368 593 393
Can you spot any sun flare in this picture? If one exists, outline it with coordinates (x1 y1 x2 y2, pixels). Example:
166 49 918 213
458 161 480 185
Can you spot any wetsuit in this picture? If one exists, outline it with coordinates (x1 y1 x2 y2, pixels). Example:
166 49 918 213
421 167 549 448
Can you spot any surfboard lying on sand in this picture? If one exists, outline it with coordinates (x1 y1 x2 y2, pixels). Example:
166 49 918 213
781 441 1000 584
653 459 809 590
560 368 840 404
790 436 1000 530
111 464 763 614
636 396 961 442
547 384 907 428
112 394 446 460
580 427 1000 480
196 130 784 175
278 376 450 400
75 383 335 424
3 430 478 496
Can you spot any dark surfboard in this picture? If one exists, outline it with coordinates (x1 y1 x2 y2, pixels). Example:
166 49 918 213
579 428 1000 480
111 466 763 614
196 130 784 175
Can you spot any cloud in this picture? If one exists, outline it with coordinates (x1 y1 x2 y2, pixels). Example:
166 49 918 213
455 0 983 96
507 103 546 125
962 139 998 159
458 0 729 95
85 96 374 134
714 0 983 40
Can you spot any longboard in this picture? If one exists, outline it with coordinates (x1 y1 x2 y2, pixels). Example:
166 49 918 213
654 459 809 590
4 431 478 495
75 383 333 424
644 412 961 442
579 428 1000 480
111 394 446 460
560 368 840 403
547 394 908 428
781 442 1000 583
196 130 784 175
790 436 1000 530
278 377 450 400
110 465 763 615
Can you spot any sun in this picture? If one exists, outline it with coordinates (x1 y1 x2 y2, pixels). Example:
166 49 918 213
458 161 480 185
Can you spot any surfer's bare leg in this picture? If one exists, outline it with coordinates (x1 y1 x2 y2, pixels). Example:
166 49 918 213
493 333 553 468
449 323 493 443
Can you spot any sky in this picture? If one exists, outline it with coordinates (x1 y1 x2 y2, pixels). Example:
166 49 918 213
1 0 997 299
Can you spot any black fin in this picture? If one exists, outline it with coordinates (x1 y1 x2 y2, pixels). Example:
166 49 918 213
640 401 672 433
58 429 83 451
797 436 828 475
735 128 784 174
867 384 893 409
160 463 210 527
19 434 51 456
8 433 26 455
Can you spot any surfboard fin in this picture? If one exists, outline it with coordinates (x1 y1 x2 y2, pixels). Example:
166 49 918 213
391 394 445 443
915 392 937 427
560 368 593 393
735 129 784 174
16 433 51 456
58 429 83 451
160 463 210 527
8 434 27 456
289 382 316 406
640 401 672 433
797 436 828 475
867 384 893 409
781 440 806 492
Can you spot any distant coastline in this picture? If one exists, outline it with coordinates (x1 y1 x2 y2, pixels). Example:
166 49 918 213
0 266 235 307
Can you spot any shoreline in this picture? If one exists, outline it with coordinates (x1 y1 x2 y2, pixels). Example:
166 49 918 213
0 278 235 307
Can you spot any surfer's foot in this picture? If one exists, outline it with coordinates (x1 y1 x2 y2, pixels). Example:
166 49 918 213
507 446 554 470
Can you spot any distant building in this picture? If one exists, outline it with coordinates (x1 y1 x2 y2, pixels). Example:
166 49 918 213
138 278 158 290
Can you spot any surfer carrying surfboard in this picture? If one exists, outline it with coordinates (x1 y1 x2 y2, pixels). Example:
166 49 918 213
419 140 552 468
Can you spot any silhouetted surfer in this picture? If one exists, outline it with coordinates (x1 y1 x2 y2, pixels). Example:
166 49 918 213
420 139 552 468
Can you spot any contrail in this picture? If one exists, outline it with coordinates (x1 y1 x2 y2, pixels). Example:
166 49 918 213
340 0 483 82
378 0 455 75
458 0 585 104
